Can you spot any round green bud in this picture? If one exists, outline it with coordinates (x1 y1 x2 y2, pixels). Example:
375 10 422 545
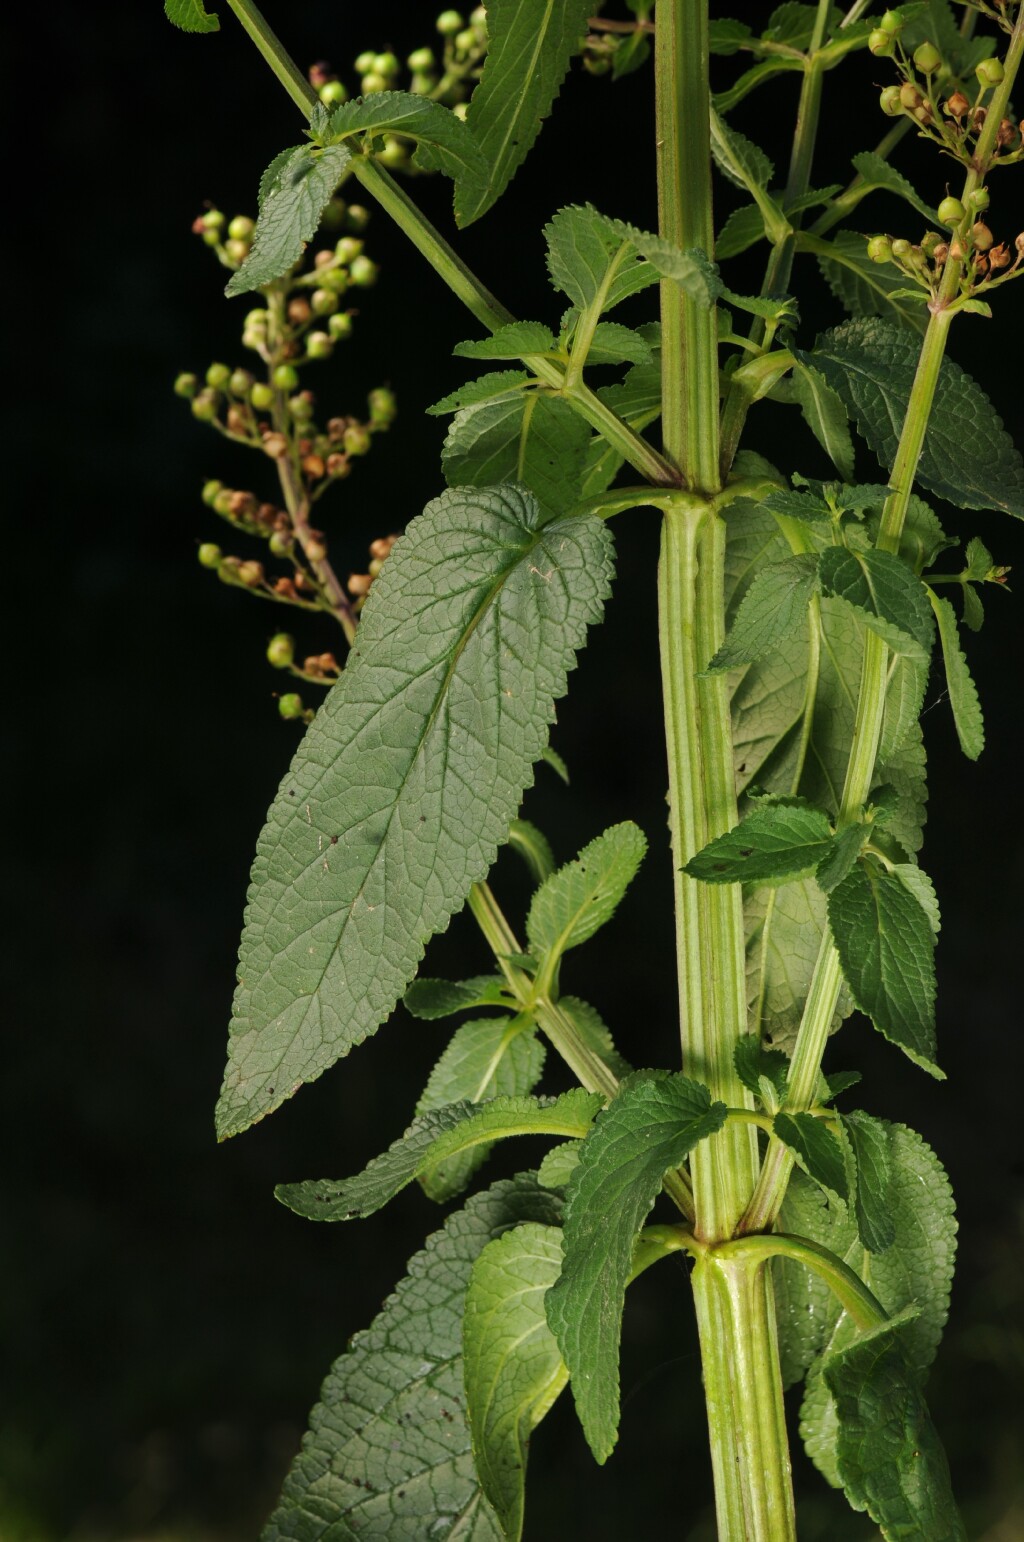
890 237 912 259
311 287 339 316
328 312 353 340
866 234 893 263
321 197 347 231
938 195 966 226
908 245 929 270
250 381 275 410
436 9 463 35
868 28 894 56
968 185 990 212
244 308 269 331
920 231 942 257
407 46 435 71
191 390 219 422
319 79 347 105
368 386 397 424
201 227 221 247
336 236 364 263
198 542 222 568
976 56 1005 87
201 479 223 506
174 371 199 399
343 423 372 456
346 204 371 233
361 71 388 94
318 267 349 294
349 254 379 288
913 40 941 73
201 209 226 231
213 488 235 516
879 85 902 116
227 215 255 242
272 363 300 391
268 530 293 557
278 692 305 720
377 135 407 167
454 28 476 52
288 392 315 421
354 49 377 74
880 9 902 32
225 238 249 264
307 331 334 360
205 362 231 389
266 633 295 669
374 51 400 76
229 368 254 398
410 71 434 95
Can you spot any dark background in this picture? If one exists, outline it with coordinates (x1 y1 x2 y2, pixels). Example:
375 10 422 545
6 3 1023 1539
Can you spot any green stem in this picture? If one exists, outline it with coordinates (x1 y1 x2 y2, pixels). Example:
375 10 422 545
717 1232 887 1330
223 0 318 115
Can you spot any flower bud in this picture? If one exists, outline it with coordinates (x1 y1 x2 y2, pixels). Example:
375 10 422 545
899 82 922 110
938 195 966 226
227 215 255 242
328 312 353 341
869 28 894 56
880 85 903 116
976 57 1004 88
206 362 231 390
311 287 338 316
201 478 222 506
374 51 400 76
228 368 254 399
191 390 220 422
174 371 199 398
336 236 364 263
932 241 949 263
972 221 994 252
289 392 315 422
368 386 397 426
226 405 249 435
407 46 435 71
302 453 326 479
455 28 476 52
237 559 265 587
913 40 941 73
251 381 275 410
278 692 305 720
989 243 1011 270
867 234 893 263
198 542 222 568
319 79 347 106
288 296 312 324
305 532 328 561
945 91 970 118
318 267 349 294
307 331 334 360
347 572 373 596
266 633 295 668
225 238 249 264
1016 232 1024 255
346 205 371 233
272 363 300 391
360 71 388 94
436 10 464 35
968 186 991 213
369 535 397 561
349 255 378 287
318 652 339 674
920 231 942 257
261 432 289 459
309 60 334 88
213 488 235 517
343 423 372 456
327 452 349 477
891 237 912 259
273 576 297 599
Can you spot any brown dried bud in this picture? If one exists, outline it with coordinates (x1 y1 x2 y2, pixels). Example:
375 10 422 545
273 577 298 599
972 221 994 252
302 654 324 676
302 454 326 480
294 572 312 591
945 91 970 118
972 106 988 132
1016 232 1024 255
261 432 289 460
327 416 349 442
228 490 257 518
226 406 249 435
314 249 335 269
318 652 339 673
914 104 933 124
191 214 207 235
306 533 328 562
288 297 312 324
933 242 949 264
997 117 1017 148
949 238 966 262
899 82 921 110
326 453 349 477
237 559 265 587
974 253 989 277
347 572 373 597
257 502 278 527
308 60 335 88
369 535 396 561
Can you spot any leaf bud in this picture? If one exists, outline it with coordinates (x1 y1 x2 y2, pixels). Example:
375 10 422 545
347 572 373 596
343 423 372 456
913 40 941 73
319 79 347 106
251 381 276 410
261 431 289 459
278 692 305 720
976 57 1004 88
354 49 377 74
879 85 903 116
335 236 364 263
198 542 222 568
938 195 966 227
944 91 970 118
972 221 994 252
360 71 389 94
899 82 922 110
201 478 222 506
349 255 378 287
311 287 339 316
307 331 334 360
368 386 397 426
869 28 895 56
288 296 312 324
436 10 464 36
266 633 295 668
289 392 316 422
374 51 401 76
191 390 220 422
272 363 300 391
328 312 353 340
227 215 255 242
174 371 199 398
346 205 371 233
237 559 265 587
866 234 893 263
407 46 435 71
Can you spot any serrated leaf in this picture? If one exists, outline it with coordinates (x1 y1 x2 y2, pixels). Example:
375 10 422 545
454 322 558 360
261 1174 560 1542
686 802 833 885
868 491 952 573
416 1019 547 1202
828 862 940 1076
464 1223 567 1541
405 976 511 1020
526 823 647 958
580 358 662 496
774 1111 848 1198
324 91 487 186
893 863 941 935
558 995 632 1080
226 143 353 297
824 1070 862 1101
815 823 864 893
537 1141 582 1189
961 582 985 631
710 110 773 193
442 393 592 520
544 206 718 316
165 0 219 31
709 18 753 53
508 819 555 885
843 1110 896 1254
219 484 612 1138
803 319 1024 516
818 547 934 662
734 1037 789 1098
761 487 833 526
717 203 766 261
713 56 806 114
814 231 929 334
454 0 592 225
546 1073 726 1461
823 1311 966 1540
706 554 819 674
277 1089 603 1220
541 745 570 783
931 593 984 759
427 370 531 415
585 321 653 366
765 0 839 45
965 535 994 579
792 363 855 481
850 151 939 224
880 655 929 763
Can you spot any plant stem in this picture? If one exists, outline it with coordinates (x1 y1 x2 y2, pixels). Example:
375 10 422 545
223 0 318 114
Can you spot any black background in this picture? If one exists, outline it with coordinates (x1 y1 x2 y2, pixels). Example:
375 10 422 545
7 3 1024 1539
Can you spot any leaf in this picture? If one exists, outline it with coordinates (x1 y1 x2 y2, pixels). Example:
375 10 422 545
792 363 855 481
585 321 654 366
464 1223 567 1541
226 143 353 297
508 819 556 885
537 1141 582 1189
710 111 773 193
165 0 218 31
442 393 592 520
803 319 1024 517
686 802 833 886
843 1110 896 1254
580 358 663 496
734 1037 790 1099
814 231 929 334
277 1090 603 1220
526 823 647 958
454 0 592 225
961 582 985 632
931 593 985 759
827 862 940 1076
850 150 939 224
893 863 941 936
705 554 819 673
774 1111 848 1198
427 370 531 415
815 823 864 894
717 204 767 261
709 18 753 53
541 745 570 783
261 1174 561 1542
454 322 558 359
823 1311 966 1540
544 206 719 316
219 485 613 1138
405 976 511 1019
867 491 953 574
324 91 487 185
761 487 833 526
557 995 632 1080
416 1019 547 1202
818 547 935 662
545 1073 727 1461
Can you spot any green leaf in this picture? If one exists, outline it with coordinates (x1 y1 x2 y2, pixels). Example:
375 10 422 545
843 1110 896 1254
705 554 819 674
713 56 806 114
324 91 487 185
815 823 864 894
545 1073 727 1461
427 370 530 415
867 491 953 574
464 1223 568 1541
823 1311 966 1540
454 0 592 225
850 151 939 224
165 0 219 31
734 1036 790 1098
416 1018 547 1202
558 995 632 1080
827 862 940 1076
277 1090 603 1221
766 0 840 46
717 204 766 261
818 547 935 662
261 1174 560 1542
792 363 855 481
931 593 985 759
219 485 613 1138
537 1140 582 1189
803 319 1024 516
526 823 647 958
544 206 719 316
961 582 985 632
893 863 941 936
442 393 592 519
761 487 833 526
686 802 833 886
580 358 662 496
709 18 753 53
710 111 773 192
404 976 511 1019
454 322 558 359
508 819 556 885
823 1070 862 1101
226 143 353 297
774 1111 848 1198
541 745 570 783
814 231 929 334
585 321 654 366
